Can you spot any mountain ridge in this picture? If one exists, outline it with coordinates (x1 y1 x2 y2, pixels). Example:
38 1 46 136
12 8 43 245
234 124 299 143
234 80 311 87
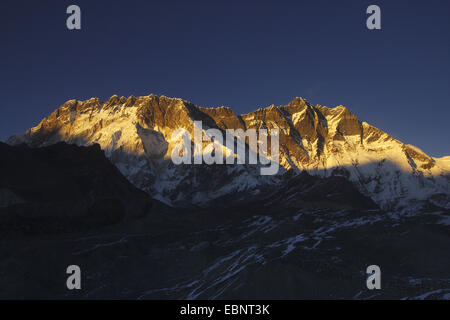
7 94 450 209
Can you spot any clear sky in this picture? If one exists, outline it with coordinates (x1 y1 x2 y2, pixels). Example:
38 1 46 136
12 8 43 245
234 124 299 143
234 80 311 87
1 0 449 157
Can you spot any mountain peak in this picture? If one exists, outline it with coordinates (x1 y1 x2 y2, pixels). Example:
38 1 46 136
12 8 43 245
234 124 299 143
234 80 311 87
289 97 309 105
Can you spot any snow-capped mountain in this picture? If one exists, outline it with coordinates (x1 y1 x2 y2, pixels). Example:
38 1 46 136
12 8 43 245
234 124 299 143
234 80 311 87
8 94 450 209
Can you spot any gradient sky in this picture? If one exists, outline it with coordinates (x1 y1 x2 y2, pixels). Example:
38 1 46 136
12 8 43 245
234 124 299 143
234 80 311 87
1 0 449 156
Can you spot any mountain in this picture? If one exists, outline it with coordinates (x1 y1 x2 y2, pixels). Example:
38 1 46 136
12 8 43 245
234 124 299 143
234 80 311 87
2 96 450 299
0 142 152 234
7 94 450 209
1 173 449 299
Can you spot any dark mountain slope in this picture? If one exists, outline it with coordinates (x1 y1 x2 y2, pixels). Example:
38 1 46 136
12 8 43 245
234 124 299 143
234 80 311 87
0 142 152 234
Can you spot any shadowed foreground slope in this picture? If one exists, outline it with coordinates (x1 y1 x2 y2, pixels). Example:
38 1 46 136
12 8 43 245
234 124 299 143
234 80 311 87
0 142 152 234
0 143 448 299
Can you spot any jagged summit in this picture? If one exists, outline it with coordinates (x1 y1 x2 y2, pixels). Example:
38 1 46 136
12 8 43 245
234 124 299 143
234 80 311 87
7 93 450 209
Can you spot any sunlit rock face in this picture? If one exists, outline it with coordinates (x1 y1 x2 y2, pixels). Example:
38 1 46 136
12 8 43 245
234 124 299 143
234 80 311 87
8 94 450 209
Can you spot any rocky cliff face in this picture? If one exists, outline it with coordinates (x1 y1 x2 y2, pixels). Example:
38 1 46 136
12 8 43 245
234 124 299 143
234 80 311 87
8 94 450 209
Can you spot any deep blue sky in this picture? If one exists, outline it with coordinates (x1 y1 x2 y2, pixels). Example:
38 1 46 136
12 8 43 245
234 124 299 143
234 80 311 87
1 0 449 156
